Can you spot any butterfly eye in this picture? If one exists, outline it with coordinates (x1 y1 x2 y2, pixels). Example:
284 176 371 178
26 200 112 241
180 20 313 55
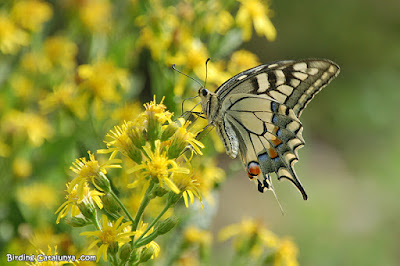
199 88 208 97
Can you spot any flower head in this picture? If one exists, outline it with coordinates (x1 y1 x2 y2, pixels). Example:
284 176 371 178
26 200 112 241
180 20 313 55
184 226 212 246
27 245 74 265
98 122 142 163
274 238 299 266
12 0 53 32
0 14 29 54
139 95 173 125
81 215 135 262
218 218 279 256
55 182 104 224
17 183 58 209
171 172 202 208
69 151 121 201
236 0 276 41
128 140 189 194
168 118 204 159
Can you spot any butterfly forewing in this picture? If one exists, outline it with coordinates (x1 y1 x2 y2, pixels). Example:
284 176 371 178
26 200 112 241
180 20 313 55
215 59 340 117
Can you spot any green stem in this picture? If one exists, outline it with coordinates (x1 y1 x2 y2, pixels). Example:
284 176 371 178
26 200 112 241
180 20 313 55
132 181 155 231
93 210 101 230
133 199 172 247
110 190 135 224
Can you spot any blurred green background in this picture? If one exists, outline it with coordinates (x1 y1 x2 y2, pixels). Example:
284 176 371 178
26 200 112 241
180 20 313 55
213 0 400 265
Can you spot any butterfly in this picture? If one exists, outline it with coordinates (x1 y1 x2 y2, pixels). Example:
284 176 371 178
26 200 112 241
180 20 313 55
198 59 340 200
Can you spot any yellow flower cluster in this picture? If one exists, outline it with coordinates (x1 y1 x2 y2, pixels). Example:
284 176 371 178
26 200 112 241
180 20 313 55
0 0 297 265
219 218 299 265
134 0 275 97
99 97 204 207
0 0 52 54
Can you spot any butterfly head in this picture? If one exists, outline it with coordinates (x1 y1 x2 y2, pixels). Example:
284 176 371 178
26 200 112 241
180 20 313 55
198 87 219 121
198 87 209 97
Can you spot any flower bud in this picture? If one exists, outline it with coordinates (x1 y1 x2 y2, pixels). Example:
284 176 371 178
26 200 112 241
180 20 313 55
102 193 121 215
126 145 142 164
127 126 146 149
108 241 119 257
93 172 111 193
150 185 168 198
146 114 162 143
161 122 179 141
119 243 132 262
155 216 178 235
139 247 154 263
78 198 96 220
65 216 92 227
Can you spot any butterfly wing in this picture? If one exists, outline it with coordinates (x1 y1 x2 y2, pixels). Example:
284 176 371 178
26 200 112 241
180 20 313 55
219 93 307 199
216 59 340 117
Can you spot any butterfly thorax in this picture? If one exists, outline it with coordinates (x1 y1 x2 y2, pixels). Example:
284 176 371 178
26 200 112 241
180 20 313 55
198 88 221 125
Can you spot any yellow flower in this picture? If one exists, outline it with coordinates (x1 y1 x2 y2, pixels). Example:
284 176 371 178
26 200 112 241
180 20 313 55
227 50 261 74
81 215 135 262
236 0 276 41
171 172 202 208
20 51 51 73
128 140 189 194
16 183 58 209
205 10 234 35
98 121 142 163
218 218 279 257
0 14 29 54
184 226 212 246
168 118 205 158
10 74 34 101
27 246 73 265
12 156 32 178
141 95 173 124
1 110 54 146
111 102 143 123
79 0 112 33
40 83 88 119
12 0 53 32
133 221 160 259
69 151 121 201
274 238 299 266
55 182 104 224
77 61 129 103
167 40 209 96
44 36 78 70
29 228 69 254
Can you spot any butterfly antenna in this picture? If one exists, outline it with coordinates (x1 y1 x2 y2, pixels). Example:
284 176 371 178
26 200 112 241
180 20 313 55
204 58 211 88
172 64 203 88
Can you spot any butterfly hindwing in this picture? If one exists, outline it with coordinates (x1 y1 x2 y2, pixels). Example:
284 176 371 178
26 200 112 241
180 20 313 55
220 93 307 199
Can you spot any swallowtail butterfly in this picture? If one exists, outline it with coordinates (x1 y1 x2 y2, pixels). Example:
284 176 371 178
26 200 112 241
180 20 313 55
198 59 340 200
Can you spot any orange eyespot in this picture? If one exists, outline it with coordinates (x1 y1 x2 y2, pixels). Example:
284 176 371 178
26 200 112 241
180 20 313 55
247 162 261 177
